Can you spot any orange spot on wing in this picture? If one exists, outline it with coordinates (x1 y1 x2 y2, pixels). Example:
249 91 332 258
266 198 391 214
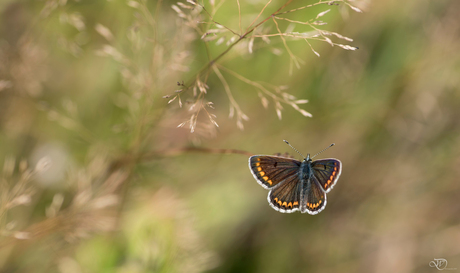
267 180 273 185
263 176 269 181
257 167 262 172
277 200 283 206
274 197 278 202
309 200 322 209
293 201 299 206
282 202 287 207
288 202 293 208
260 171 265 176
257 158 261 161
256 163 260 167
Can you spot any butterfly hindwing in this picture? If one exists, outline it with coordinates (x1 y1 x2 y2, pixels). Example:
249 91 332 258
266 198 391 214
311 159 342 193
268 174 302 213
301 176 327 215
249 155 301 189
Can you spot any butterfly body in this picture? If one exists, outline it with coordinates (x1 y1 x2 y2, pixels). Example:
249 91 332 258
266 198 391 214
249 152 341 215
299 155 313 180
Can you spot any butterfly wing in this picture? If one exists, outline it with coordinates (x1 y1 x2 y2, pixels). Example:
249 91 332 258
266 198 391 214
301 176 327 215
268 174 302 213
310 159 342 193
249 155 302 213
248 155 301 189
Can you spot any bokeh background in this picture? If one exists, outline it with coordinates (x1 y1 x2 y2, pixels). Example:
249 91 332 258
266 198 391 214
1 0 459 272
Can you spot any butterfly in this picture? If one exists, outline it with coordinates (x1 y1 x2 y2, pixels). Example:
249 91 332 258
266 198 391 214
248 141 341 215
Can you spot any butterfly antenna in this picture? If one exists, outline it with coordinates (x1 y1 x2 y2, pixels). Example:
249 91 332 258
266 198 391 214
311 143 335 159
283 140 306 159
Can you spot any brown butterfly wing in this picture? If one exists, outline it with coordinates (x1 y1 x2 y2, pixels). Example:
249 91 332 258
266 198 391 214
301 175 327 215
267 173 302 213
311 159 342 193
249 155 301 189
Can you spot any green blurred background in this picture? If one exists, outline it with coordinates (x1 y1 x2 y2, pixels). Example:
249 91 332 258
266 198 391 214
1 0 459 272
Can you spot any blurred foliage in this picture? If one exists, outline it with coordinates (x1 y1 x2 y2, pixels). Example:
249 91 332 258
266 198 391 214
0 0 460 272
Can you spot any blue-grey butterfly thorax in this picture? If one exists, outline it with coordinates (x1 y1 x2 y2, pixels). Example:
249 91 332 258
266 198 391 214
299 157 313 180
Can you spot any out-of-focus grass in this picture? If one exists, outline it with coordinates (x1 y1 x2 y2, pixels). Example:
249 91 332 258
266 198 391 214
1 0 459 272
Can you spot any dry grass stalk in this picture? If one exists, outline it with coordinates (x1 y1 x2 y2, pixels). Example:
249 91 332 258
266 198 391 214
165 0 360 133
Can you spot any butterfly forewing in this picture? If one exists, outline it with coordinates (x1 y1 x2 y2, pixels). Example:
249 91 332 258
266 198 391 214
311 159 342 193
249 156 301 189
301 176 327 215
268 173 302 213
